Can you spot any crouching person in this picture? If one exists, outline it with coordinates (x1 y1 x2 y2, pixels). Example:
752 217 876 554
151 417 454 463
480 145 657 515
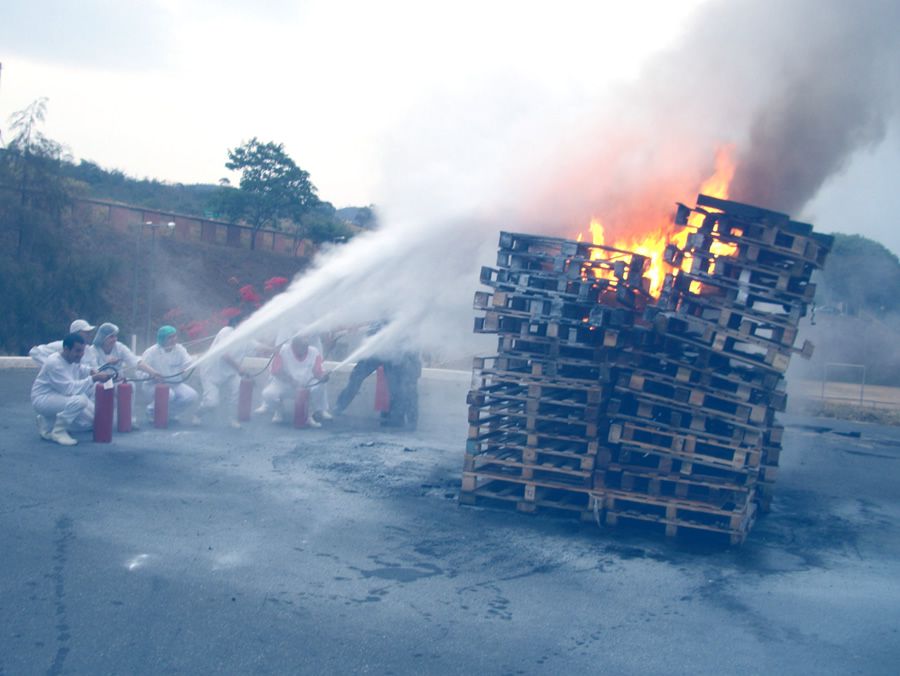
31 333 114 446
139 325 199 424
257 336 330 427
198 323 248 429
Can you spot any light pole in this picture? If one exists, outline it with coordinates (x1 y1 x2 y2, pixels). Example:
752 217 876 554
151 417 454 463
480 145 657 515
143 221 176 348
130 222 145 346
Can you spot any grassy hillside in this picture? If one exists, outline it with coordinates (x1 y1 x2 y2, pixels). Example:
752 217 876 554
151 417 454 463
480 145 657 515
63 159 221 217
0 208 309 354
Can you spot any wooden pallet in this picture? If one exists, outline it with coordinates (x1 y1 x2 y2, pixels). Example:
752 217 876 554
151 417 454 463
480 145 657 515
597 446 759 490
466 428 599 456
676 294 804 334
686 242 816 282
653 309 807 355
460 473 594 518
467 406 603 438
464 449 594 485
475 313 634 350
617 370 771 424
614 349 788 410
470 436 598 466
594 466 754 504
473 355 615 390
468 396 603 423
605 396 764 447
479 265 619 304
600 506 754 545
607 422 761 472
468 408 603 435
695 194 832 266
597 489 757 544
681 257 817 304
475 289 633 327
469 375 607 403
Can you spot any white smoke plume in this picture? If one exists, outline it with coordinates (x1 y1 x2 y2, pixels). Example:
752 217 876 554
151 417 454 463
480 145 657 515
199 0 900 369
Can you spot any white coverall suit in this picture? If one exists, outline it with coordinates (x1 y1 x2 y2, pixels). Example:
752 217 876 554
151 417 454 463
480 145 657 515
29 340 64 366
261 344 327 417
31 352 95 431
139 343 199 419
199 326 246 418
86 341 140 374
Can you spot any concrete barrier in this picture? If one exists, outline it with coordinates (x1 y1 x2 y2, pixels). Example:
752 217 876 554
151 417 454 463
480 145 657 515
0 357 36 369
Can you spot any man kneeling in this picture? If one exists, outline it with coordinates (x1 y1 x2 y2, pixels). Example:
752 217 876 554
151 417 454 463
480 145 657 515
257 336 329 426
31 333 114 446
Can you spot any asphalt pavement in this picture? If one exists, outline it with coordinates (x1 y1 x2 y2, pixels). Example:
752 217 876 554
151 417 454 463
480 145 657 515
1 367 898 675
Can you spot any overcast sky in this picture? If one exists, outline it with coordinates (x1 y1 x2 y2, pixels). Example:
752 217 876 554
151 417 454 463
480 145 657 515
2 0 898 254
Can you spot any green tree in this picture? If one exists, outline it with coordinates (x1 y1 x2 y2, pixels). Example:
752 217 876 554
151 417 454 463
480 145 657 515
0 99 117 354
352 205 377 229
818 234 900 316
0 98 72 255
220 138 319 249
294 201 353 250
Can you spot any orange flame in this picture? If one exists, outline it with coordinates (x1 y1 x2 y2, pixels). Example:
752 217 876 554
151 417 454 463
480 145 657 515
699 145 735 200
578 145 737 297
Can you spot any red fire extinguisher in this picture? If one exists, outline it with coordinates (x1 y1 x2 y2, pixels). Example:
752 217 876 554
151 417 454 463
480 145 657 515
238 378 254 422
94 382 115 443
117 381 133 433
293 388 310 428
374 366 391 412
154 383 170 429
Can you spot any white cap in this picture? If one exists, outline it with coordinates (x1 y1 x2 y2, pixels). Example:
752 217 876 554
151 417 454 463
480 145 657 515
69 319 96 333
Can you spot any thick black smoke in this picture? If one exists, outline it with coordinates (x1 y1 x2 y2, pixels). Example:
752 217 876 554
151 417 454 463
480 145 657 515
729 0 900 212
525 0 900 228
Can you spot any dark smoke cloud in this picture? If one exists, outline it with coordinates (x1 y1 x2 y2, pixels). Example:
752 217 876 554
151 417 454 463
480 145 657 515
729 0 900 212
526 0 900 228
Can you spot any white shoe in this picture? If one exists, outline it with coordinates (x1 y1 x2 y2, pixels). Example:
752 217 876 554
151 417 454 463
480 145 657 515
254 404 269 415
229 420 242 430
318 411 333 421
36 415 52 440
307 417 322 428
271 410 284 423
49 419 77 446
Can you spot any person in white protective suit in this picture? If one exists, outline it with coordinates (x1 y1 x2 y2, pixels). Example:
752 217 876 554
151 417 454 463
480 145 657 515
256 335 330 426
29 319 95 365
31 333 114 446
268 325 334 419
198 322 249 429
87 322 140 374
87 322 145 428
139 325 199 424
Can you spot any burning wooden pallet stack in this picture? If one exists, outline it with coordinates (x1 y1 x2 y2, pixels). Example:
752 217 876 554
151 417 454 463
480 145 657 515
462 231 652 515
461 194 832 544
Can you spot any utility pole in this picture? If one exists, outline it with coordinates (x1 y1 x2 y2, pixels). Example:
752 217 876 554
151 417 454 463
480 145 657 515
132 222 147 350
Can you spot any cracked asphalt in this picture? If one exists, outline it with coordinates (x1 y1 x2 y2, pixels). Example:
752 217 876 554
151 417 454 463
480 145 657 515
1 367 898 675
